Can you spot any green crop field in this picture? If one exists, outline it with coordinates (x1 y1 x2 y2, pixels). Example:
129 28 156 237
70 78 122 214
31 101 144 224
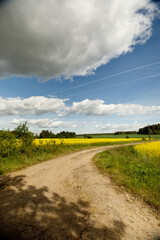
77 134 160 139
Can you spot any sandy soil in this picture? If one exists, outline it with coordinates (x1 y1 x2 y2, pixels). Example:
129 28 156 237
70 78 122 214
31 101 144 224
0 145 160 240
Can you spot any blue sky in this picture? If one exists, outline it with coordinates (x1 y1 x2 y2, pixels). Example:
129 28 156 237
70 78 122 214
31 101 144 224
0 0 160 134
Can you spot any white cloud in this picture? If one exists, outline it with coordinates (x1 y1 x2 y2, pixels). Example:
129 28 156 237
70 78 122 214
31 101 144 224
94 122 144 132
1 97 160 117
10 118 76 129
69 99 160 116
0 96 68 116
0 0 157 81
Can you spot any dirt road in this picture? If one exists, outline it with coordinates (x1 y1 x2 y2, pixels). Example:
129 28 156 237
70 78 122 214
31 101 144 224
0 145 159 240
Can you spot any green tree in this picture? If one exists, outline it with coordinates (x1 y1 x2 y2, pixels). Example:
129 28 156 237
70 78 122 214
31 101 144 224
14 122 34 153
39 130 55 138
56 131 76 138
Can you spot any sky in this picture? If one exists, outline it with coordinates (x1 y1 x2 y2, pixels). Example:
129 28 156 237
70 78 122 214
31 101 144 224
0 0 160 134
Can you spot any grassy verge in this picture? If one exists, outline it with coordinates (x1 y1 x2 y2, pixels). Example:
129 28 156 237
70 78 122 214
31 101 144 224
0 140 145 176
94 146 160 211
0 144 91 176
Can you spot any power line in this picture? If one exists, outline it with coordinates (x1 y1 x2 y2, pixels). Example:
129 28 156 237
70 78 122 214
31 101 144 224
65 73 160 98
50 61 160 96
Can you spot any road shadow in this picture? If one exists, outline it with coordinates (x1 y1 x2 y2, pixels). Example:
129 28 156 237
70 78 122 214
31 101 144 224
0 174 126 240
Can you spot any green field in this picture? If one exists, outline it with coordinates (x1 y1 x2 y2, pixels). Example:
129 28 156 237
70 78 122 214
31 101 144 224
77 134 160 139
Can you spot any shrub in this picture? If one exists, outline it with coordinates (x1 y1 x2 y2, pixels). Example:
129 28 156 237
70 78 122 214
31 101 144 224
0 130 17 157
141 137 146 141
14 122 34 154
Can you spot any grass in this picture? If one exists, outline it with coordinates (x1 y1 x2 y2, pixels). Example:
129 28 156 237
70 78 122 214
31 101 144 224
0 142 123 175
94 146 160 211
76 134 160 139
0 138 146 176
0 144 93 176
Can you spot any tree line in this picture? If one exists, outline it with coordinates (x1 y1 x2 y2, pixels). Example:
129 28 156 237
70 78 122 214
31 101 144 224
0 123 76 140
0 122 76 158
114 131 137 135
39 130 76 138
138 123 160 135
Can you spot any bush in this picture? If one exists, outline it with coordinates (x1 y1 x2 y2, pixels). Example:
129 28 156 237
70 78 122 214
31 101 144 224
0 130 15 140
14 122 34 154
83 134 92 139
141 137 146 141
0 130 18 157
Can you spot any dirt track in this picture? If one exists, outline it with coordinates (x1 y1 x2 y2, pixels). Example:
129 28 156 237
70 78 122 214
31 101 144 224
0 145 160 240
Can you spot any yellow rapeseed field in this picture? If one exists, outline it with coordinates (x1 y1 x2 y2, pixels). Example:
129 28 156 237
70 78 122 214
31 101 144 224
34 138 141 146
134 141 160 159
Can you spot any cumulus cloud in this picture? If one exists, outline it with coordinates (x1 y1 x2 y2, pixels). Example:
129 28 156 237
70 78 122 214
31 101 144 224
69 99 160 116
1 96 160 117
0 0 157 81
0 96 68 116
9 119 143 132
10 118 76 128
